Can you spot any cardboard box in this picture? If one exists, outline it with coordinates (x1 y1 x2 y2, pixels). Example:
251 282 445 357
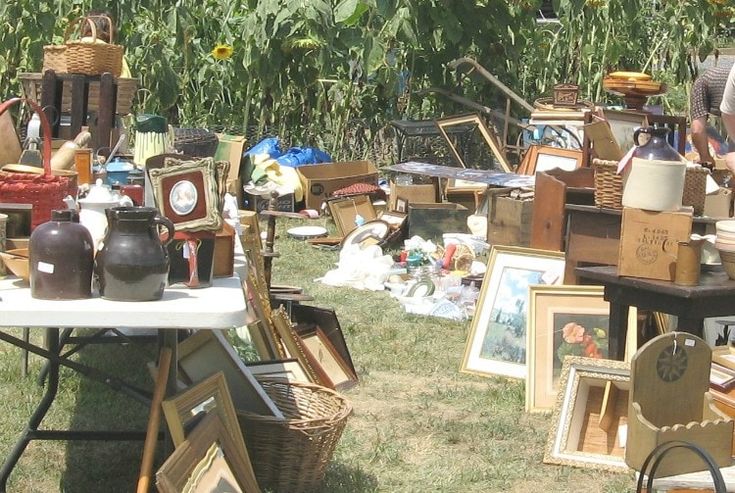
704 188 733 218
214 134 247 202
297 160 378 210
389 180 438 211
213 222 235 278
486 190 533 247
408 202 470 240
618 207 693 281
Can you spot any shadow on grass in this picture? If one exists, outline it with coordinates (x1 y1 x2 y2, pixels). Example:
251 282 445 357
59 333 156 493
320 461 379 493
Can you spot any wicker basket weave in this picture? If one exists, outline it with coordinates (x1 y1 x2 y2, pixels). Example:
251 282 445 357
43 16 123 78
173 128 219 157
592 158 623 209
237 379 352 493
682 166 708 216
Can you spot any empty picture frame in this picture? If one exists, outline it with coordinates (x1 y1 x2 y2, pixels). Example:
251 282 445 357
162 372 247 448
544 356 631 473
517 145 583 176
327 195 377 237
177 330 283 418
710 363 735 393
601 109 648 153
436 113 512 172
245 359 312 384
156 413 261 493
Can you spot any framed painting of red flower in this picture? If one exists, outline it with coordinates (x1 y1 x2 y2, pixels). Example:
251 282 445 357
525 285 638 413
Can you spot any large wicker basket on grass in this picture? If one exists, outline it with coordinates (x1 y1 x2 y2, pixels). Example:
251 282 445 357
237 379 352 493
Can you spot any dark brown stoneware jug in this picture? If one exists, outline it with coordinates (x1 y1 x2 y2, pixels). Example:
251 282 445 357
94 206 175 301
30 209 94 300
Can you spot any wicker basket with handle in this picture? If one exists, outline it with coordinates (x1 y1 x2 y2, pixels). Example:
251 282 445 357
0 98 76 229
43 16 123 77
236 379 352 493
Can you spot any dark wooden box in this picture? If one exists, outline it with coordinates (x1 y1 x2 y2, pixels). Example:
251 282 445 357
407 202 470 240
486 189 532 247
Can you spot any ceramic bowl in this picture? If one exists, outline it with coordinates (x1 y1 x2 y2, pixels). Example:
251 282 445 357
716 220 735 234
0 248 29 282
719 250 735 280
716 242 735 253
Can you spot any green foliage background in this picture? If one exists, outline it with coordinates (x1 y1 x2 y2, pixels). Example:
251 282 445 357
0 0 732 158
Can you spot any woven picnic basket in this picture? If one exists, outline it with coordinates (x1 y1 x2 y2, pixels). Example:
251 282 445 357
0 98 75 229
173 128 219 157
237 379 352 493
43 16 123 77
592 158 623 209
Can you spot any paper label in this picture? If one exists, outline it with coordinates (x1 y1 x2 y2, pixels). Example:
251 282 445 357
618 424 628 448
182 242 190 259
685 338 695 347
37 261 54 274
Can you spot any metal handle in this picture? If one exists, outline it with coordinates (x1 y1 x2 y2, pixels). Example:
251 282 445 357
153 215 175 247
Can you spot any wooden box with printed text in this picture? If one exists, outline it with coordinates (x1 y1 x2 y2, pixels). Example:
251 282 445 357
617 207 693 281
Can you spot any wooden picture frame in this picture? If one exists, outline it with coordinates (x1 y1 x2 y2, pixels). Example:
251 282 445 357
270 306 332 388
243 261 287 360
600 109 648 153
177 330 283 418
517 145 583 176
291 304 358 378
161 372 249 452
0 203 33 238
710 363 735 393
300 327 358 391
156 413 261 493
148 157 223 232
712 345 735 371
245 359 312 384
327 194 377 237
435 113 512 172
377 211 407 231
544 356 631 473
460 245 566 379
526 285 639 413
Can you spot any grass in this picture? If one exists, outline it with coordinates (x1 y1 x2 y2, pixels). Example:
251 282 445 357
0 217 634 492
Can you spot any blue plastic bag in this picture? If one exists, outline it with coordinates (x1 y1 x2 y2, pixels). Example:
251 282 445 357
275 147 332 168
245 137 283 159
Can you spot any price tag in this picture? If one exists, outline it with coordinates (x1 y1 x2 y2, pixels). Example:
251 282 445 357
37 261 55 274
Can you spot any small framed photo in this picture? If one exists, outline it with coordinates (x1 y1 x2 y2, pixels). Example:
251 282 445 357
300 327 358 391
395 197 408 214
148 157 223 232
460 245 566 379
327 194 376 237
544 356 631 473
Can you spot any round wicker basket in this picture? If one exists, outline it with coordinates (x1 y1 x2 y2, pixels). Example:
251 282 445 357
237 379 353 493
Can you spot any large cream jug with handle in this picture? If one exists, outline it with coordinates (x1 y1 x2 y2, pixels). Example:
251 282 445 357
621 127 686 212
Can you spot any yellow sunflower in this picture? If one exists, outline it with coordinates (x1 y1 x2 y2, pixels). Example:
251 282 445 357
211 44 234 60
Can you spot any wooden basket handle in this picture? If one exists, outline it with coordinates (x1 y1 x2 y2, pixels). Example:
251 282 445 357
63 15 114 44
0 98 53 176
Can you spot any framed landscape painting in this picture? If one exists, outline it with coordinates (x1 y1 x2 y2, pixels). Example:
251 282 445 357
460 245 566 379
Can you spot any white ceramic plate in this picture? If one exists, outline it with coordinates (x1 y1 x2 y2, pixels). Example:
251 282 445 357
287 226 328 240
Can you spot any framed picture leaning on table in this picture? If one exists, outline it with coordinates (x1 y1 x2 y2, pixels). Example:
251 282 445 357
460 245 565 379
525 285 639 413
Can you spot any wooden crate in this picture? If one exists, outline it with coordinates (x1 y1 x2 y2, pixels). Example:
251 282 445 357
486 188 532 247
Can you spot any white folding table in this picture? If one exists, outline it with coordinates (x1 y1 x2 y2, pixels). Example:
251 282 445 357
0 275 247 492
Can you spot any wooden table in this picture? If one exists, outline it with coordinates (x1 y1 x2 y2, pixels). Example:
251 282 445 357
575 265 735 360
564 205 717 284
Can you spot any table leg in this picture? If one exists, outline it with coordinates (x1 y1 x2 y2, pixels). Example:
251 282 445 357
37 327 74 386
0 327 59 492
96 72 115 150
69 74 86 138
160 330 179 457
609 301 630 361
21 328 29 378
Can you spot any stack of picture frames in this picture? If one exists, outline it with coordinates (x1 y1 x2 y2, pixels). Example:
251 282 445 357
237 212 359 392
324 194 405 250
459 245 640 473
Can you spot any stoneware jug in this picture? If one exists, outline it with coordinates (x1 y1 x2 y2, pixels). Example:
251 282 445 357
622 127 686 212
78 179 134 250
30 209 94 300
95 206 175 301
